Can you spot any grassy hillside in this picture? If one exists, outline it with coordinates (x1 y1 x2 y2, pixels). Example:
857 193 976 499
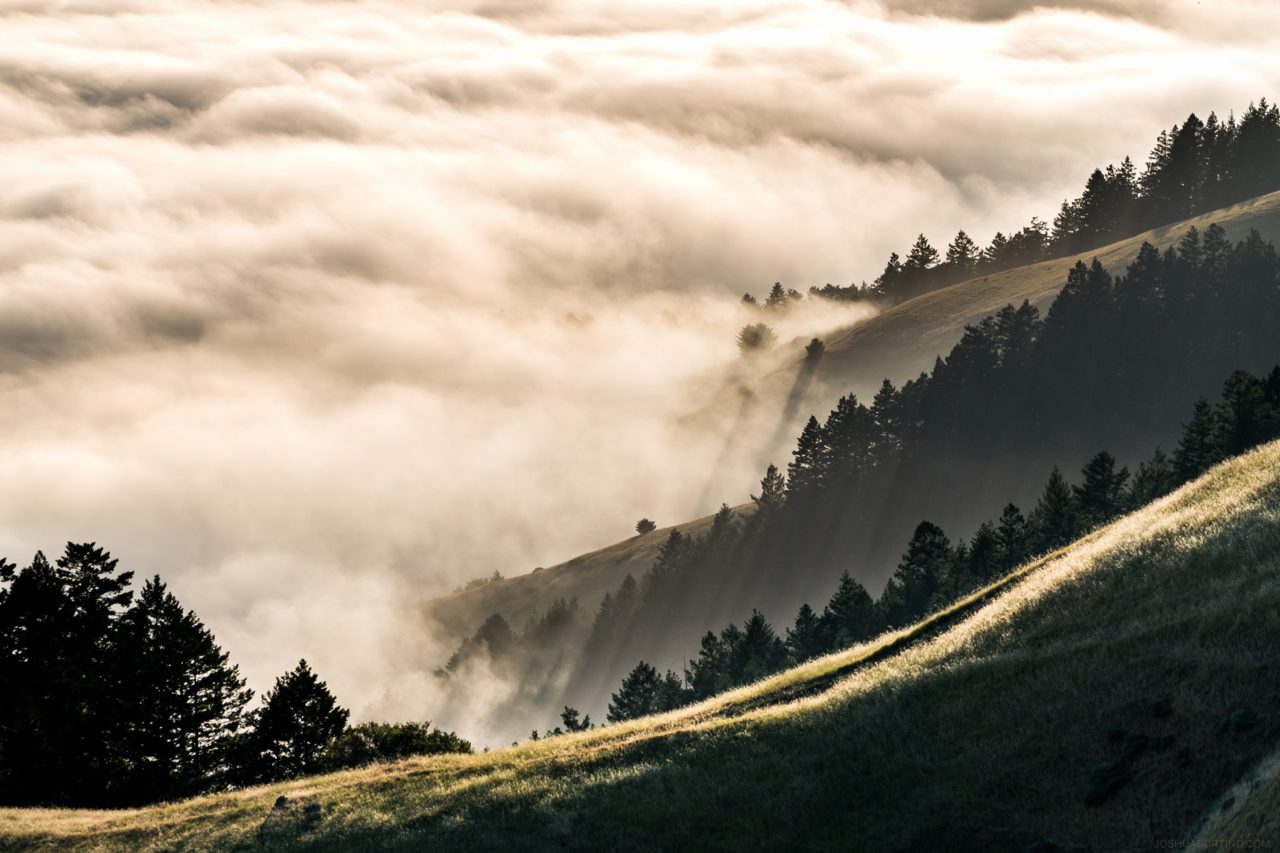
10 440 1280 851
421 189 1280 646
421 505 750 640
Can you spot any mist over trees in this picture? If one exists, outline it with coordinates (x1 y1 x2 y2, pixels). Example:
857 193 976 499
456 221 1280 732
0 552 471 808
742 100 1280 309
596 365 1280 721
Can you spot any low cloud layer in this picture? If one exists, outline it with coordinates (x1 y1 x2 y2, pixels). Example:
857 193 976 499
2 0 1279 732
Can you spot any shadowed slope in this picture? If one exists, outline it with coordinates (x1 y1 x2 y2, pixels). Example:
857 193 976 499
9 440 1280 851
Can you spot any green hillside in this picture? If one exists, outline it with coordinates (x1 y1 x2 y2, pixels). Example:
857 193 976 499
11 439 1280 851
420 189 1280 645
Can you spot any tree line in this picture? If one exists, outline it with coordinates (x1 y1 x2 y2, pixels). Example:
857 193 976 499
0 554 470 808
543 226 1280 711
738 99 1280 308
598 363 1280 722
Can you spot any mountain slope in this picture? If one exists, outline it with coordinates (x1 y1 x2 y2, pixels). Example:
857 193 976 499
809 187 1280 403
420 504 751 640
420 188 1280 645
11 439 1280 851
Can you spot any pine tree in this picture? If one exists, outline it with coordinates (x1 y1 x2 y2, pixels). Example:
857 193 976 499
995 504 1029 574
0 552 75 804
687 631 731 700
1031 467 1081 553
0 544 135 805
904 233 940 270
654 669 691 712
785 603 825 662
819 571 876 649
945 230 979 273
966 522 1001 585
787 416 826 496
1214 370 1267 457
607 661 659 722
1129 448 1177 508
751 464 787 517
112 577 253 804
239 660 349 783
880 522 952 627
870 379 902 461
734 610 789 683
1173 399 1220 481
560 706 591 732
1073 451 1130 527
764 282 788 310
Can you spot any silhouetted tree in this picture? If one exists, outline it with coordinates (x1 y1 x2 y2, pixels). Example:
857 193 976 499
1074 452 1130 527
112 577 253 804
237 660 349 783
819 571 876 649
1031 467 1082 553
785 603 825 662
560 707 591 732
607 661 660 722
880 522 952 627
635 518 657 536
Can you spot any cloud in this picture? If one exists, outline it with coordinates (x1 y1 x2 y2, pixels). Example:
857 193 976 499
1 0 1278 739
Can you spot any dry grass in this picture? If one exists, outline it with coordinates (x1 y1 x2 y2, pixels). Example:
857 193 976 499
7 441 1280 851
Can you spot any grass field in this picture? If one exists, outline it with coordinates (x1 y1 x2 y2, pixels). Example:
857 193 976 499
8 439 1280 851
421 189 1280 646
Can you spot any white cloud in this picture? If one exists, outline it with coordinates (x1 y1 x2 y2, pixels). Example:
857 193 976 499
1 0 1278 728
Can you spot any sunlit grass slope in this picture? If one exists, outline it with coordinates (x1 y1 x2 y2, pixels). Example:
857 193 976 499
8 441 1280 851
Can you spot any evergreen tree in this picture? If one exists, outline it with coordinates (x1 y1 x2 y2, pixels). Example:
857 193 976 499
560 706 591 732
904 233 940 270
880 522 952 627
238 660 349 783
945 230 980 273
1030 467 1081 553
1073 451 1130 527
787 416 826 496
995 504 1029 575
687 631 731 700
785 603 825 662
966 522 1001 585
0 544 134 805
1129 448 1178 508
752 464 787 517
654 669 691 712
819 571 876 649
764 282 789 310
1214 370 1268 457
607 661 660 722
734 610 789 683
112 577 253 804
1174 399 1220 481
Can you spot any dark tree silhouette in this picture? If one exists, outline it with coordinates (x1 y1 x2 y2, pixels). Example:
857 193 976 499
112 577 253 804
237 660 349 784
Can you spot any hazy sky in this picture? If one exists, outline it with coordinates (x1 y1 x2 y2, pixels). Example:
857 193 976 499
3 0 1280 721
